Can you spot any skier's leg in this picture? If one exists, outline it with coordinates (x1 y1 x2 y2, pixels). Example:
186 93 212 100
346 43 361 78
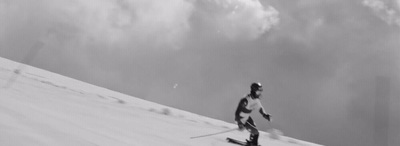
245 117 259 135
245 117 259 145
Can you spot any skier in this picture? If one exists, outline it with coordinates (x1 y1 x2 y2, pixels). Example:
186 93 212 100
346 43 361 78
234 82 271 146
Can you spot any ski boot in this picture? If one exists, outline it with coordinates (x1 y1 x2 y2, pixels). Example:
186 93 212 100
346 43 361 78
245 133 259 146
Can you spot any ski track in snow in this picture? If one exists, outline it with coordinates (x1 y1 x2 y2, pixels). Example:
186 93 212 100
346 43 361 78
0 57 322 146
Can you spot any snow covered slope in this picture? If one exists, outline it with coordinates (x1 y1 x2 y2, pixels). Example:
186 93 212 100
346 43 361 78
0 57 322 146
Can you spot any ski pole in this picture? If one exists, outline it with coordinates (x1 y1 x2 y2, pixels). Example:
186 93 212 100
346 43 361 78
190 127 238 139
267 121 272 129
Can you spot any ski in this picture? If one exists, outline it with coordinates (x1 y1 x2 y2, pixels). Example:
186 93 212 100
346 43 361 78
226 137 261 146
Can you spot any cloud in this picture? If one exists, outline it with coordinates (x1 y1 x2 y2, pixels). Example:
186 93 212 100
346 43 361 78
1 0 279 52
398 0 400 9
363 0 400 27
0 2 5 46
46 0 194 49
194 0 279 40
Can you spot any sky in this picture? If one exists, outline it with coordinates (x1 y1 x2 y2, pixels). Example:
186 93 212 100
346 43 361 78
1 0 399 146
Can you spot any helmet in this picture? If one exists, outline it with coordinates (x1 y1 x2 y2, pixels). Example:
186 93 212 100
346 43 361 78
250 82 263 92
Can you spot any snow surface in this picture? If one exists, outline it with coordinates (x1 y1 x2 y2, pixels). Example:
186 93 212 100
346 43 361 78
0 57 322 146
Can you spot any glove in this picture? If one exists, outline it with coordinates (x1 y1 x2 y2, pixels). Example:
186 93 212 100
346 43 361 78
237 122 245 131
263 114 271 121
235 118 245 131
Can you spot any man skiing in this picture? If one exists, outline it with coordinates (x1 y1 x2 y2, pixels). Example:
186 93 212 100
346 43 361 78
234 82 271 146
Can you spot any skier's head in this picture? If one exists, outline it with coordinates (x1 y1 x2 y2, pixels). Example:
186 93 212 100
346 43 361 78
250 82 263 98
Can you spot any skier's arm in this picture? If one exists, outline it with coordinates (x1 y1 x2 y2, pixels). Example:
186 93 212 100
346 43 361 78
259 107 271 121
235 98 248 130
235 98 249 123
